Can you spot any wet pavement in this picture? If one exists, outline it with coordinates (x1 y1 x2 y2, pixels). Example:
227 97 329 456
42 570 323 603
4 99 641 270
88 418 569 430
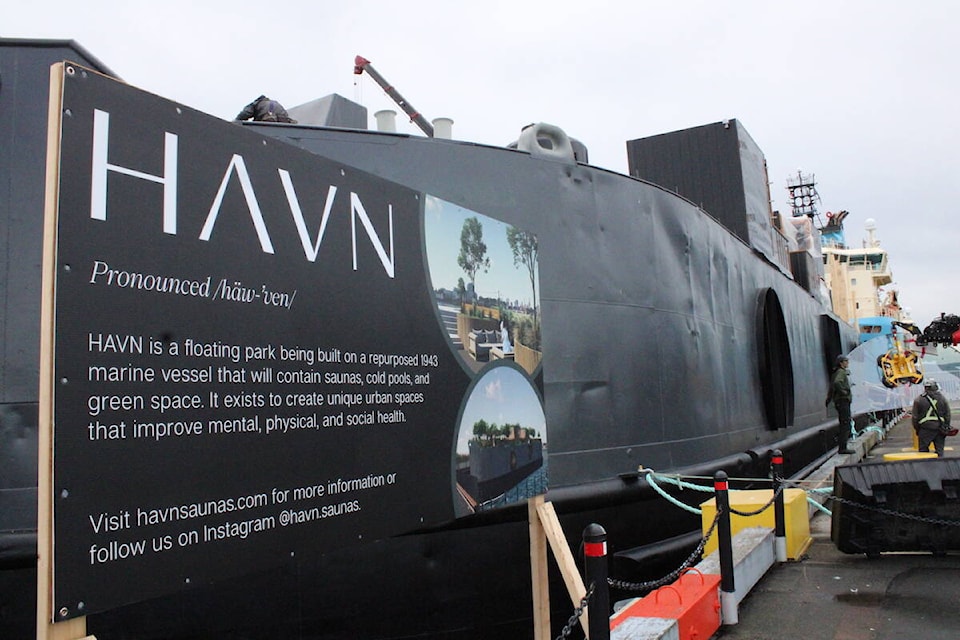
714 412 960 640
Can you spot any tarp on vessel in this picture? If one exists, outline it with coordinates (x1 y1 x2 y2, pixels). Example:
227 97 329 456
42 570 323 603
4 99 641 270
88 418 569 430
849 337 960 414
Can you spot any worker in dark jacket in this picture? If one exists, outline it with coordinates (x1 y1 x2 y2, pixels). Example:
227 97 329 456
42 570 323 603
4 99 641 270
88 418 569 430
235 95 296 123
826 355 853 454
912 379 952 457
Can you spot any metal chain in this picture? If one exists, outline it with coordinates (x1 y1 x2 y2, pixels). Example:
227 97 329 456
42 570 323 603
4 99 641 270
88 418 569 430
602 457 960 608
607 509 722 593
555 581 595 640
605 489 958 600
826 493 960 527
729 484 784 517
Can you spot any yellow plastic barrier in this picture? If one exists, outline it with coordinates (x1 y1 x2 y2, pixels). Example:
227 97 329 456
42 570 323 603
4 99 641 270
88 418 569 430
700 488 811 560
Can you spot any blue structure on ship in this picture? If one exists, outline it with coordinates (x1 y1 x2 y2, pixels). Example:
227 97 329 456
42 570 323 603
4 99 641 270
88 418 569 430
858 316 895 344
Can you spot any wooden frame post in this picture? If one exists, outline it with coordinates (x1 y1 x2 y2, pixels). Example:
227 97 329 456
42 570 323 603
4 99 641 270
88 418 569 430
528 495 590 638
36 61 92 640
528 496 551 640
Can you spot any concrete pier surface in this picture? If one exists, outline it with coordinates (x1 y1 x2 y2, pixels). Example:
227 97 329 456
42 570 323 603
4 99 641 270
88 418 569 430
714 411 960 640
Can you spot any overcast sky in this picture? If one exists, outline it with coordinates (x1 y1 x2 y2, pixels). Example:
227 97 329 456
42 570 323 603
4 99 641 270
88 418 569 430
6 1 957 327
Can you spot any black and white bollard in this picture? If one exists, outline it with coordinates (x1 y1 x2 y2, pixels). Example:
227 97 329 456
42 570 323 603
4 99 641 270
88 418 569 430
583 523 610 640
714 471 738 625
772 449 788 563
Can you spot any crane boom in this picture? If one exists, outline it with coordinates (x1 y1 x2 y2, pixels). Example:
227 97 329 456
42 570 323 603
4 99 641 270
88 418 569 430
354 55 434 137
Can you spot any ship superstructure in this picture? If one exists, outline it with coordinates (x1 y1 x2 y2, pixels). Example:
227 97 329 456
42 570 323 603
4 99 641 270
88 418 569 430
822 216 896 324
798 172 898 331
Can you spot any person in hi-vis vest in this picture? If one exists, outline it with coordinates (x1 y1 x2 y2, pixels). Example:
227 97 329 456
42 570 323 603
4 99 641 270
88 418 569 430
912 379 952 457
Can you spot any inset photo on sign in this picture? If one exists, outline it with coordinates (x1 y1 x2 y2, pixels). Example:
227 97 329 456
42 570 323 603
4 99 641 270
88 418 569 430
423 196 541 377
453 363 546 515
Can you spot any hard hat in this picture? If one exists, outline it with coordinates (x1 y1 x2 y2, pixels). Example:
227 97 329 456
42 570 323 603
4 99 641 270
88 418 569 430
924 379 939 391
836 355 849 364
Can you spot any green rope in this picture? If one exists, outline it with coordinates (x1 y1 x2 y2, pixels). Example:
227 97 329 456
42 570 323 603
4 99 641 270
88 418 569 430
647 470 841 521
860 425 886 438
647 472 715 493
808 496 832 516
644 471 704 515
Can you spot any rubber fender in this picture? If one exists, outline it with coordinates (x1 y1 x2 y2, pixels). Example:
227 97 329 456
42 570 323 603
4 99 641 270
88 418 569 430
516 122 576 163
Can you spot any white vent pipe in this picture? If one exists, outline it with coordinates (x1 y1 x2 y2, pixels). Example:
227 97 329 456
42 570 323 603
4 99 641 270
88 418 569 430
374 109 397 132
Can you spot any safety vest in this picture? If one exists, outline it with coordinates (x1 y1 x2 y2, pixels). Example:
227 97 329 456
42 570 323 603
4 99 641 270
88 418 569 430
919 395 943 425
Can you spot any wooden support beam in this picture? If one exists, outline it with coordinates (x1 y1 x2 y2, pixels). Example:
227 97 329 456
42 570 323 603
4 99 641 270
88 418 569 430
36 61 90 640
528 498 589 636
529 496 551 640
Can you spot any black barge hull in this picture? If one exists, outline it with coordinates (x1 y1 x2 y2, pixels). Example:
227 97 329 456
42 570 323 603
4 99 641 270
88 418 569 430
0 39 858 639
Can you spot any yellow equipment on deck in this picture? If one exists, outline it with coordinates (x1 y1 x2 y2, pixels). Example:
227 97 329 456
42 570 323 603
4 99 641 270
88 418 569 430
876 327 923 388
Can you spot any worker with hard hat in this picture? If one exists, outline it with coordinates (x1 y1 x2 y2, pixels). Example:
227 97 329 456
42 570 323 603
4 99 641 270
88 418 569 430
912 379 953 457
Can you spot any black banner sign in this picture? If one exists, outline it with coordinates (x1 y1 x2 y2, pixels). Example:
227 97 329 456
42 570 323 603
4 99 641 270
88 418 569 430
51 65 545 619
49 67 436 617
